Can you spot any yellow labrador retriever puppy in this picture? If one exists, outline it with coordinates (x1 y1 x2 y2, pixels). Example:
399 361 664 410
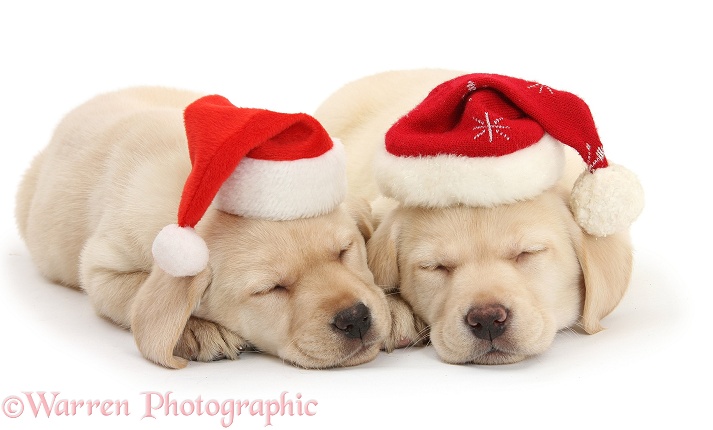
16 87 391 369
315 69 642 364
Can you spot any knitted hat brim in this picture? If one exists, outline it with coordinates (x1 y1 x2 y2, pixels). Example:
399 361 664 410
375 134 564 208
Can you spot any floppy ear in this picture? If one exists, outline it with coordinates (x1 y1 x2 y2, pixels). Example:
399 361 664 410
574 230 633 334
366 209 401 291
343 196 374 240
130 265 212 369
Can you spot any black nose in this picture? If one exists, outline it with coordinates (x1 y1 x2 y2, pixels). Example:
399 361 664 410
465 304 509 341
333 302 372 339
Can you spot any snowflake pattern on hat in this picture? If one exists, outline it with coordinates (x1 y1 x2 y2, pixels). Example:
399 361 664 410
473 112 511 143
527 82 554 94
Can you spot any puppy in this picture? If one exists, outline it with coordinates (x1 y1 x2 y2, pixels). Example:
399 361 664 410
315 69 635 364
16 86 390 369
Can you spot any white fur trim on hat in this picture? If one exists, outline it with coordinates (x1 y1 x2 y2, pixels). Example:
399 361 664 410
570 164 644 237
374 134 565 208
152 224 210 277
215 139 347 220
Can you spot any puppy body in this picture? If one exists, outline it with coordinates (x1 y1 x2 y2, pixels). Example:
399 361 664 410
315 69 465 203
17 87 390 369
315 70 633 364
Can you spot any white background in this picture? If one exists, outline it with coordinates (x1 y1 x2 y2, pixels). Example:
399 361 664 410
1 1 710 429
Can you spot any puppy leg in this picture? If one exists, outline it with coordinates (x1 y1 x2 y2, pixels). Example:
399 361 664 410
80 236 248 367
382 293 429 352
173 317 252 362
80 267 150 329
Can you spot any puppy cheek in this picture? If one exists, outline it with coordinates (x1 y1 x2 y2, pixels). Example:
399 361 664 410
553 288 582 330
504 300 558 356
400 271 447 325
281 297 347 363
530 256 583 331
240 296 293 356
428 319 475 364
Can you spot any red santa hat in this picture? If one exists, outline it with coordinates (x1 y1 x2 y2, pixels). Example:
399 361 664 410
377 73 644 237
152 95 346 277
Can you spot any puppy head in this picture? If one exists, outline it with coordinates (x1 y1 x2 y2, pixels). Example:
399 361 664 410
367 188 632 365
132 201 389 369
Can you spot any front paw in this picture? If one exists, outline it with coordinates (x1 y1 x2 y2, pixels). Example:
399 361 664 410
174 317 251 362
382 294 429 352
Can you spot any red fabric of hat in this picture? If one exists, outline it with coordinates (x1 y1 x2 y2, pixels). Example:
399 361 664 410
377 73 643 237
152 94 346 277
385 74 607 171
179 95 333 229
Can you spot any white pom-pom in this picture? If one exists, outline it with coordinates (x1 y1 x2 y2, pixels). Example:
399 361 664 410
151 224 209 277
570 164 644 237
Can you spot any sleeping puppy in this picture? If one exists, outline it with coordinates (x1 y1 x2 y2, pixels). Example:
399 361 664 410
16 86 390 369
314 69 641 364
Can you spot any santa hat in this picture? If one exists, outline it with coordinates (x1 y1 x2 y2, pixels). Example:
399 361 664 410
152 95 346 277
377 73 644 237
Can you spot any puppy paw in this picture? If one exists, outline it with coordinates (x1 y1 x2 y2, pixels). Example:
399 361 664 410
382 294 429 352
174 317 251 362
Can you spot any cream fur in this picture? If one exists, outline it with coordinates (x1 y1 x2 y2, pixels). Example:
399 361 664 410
315 69 634 364
15 87 391 369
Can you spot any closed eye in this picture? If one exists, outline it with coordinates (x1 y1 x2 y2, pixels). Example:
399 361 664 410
515 246 547 263
419 263 454 274
252 284 289 296
338 241 353 261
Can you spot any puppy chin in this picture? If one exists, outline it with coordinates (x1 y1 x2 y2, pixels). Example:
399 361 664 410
436 344 528 366
471 350 527 365
282 341 382 369
429 323 537 366
338 343 381 367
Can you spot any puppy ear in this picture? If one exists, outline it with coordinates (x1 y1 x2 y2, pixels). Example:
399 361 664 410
366 209 401 291
574 230 633 334
130 265 212 369
343 196 374 240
